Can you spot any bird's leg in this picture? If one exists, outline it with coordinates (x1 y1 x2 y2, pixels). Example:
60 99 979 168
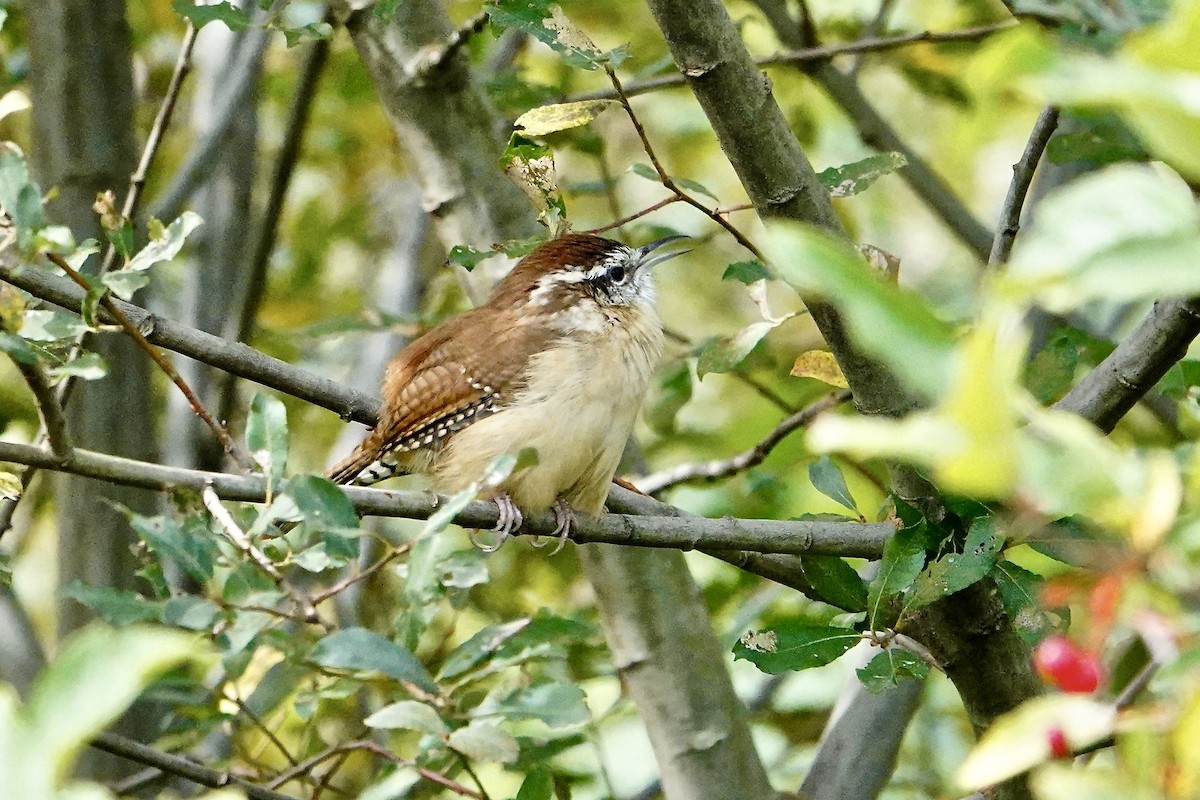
468 492 522 553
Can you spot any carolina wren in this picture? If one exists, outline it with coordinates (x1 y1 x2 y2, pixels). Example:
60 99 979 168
327 233 687 550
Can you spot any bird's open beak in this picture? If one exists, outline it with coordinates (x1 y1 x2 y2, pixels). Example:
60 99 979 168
636 235 691 271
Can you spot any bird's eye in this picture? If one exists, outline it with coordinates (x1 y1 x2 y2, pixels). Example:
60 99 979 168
607 265 628 284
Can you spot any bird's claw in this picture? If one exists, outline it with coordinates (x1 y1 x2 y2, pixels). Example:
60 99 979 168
536 496 573 555
469 493 522 553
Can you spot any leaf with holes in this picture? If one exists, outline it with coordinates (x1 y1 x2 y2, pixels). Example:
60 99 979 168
246 393 289 489
733 623 861 673
485 0 617 70
906 516 1004 612
856 648 929 693
818 152 907 198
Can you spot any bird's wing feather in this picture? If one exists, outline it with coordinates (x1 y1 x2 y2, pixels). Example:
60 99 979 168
327 308 555 485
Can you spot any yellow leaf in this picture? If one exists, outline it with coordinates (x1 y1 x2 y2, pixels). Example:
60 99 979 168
515 100 619 137
790 350 848 388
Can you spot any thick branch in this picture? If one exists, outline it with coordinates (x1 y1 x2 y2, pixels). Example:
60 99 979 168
0 439 893 557
1055 297 1200 433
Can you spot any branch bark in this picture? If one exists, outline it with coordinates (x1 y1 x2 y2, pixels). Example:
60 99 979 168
641 4 1038 798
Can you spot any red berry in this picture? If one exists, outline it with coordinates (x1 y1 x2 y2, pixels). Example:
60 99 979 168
1046 726 1071 759
1033 635 1103 693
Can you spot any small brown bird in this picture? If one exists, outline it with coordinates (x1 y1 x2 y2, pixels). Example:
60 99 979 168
327 233 687 550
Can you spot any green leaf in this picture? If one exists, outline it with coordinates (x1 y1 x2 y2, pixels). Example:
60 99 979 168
46 352 107 384
856 648 930 693
0 142 44 237
446 720 519 763
439 610 591 680
27 625 201 781
447 244 495 272
817 152 907 198
104 211 203 300
246 393 289 488
172 0 250 30
61 582 162 626
373 0 405 20
128 511 218 585
285 475 359 532
766 222 955 398
906 516 1004 612
100 269 149 301
991 559 1043 619
866 524 928 628
1005 164 1200 311
485 0 615 70
722 260 774 284
308 628 438 694
797 555 868 612
629 162 719 201
733 623 861 673
0 332 43 365
161 596 220 631
281 21 333 47
479 680 589 729
19 309 90 341
365 700 448 734
516 769 554 800
808 456 858 513
1046 110 1146 167
695 321 777 378
245 661 310 719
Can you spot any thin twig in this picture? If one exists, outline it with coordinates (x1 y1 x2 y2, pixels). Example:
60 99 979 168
13 361 72 459
988 106 1060 266
584 194 680 234
91 731 296 800
637 390 851 494
570 21 1017 102
201 484 322 624
101 22 199 275
309 541 413 605
229 694 300 768
604 65 764 260
45 252 256 472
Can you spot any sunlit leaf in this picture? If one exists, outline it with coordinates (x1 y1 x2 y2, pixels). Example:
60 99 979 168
365 700 448 734
791 350 848 388
447 720 519 763
1004 165 1200 311
485 0 618 70
172 0 250 30
19 310 90 342
766 222 954 398
957 695 1117 791
695 321 778 378
515 100 618 136
46 352 107 384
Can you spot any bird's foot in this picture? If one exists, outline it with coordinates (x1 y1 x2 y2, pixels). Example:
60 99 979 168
531 496 575 555
469 492 522 553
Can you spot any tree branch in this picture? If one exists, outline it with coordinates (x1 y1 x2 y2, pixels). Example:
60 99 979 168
44 252 255 472
0 261 380 425
13 361 72 459
0 439 893 557
1055 297 1200 433
637 389 851 494
988 106 1061 267
568 21 1016 102
90 732 296 800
